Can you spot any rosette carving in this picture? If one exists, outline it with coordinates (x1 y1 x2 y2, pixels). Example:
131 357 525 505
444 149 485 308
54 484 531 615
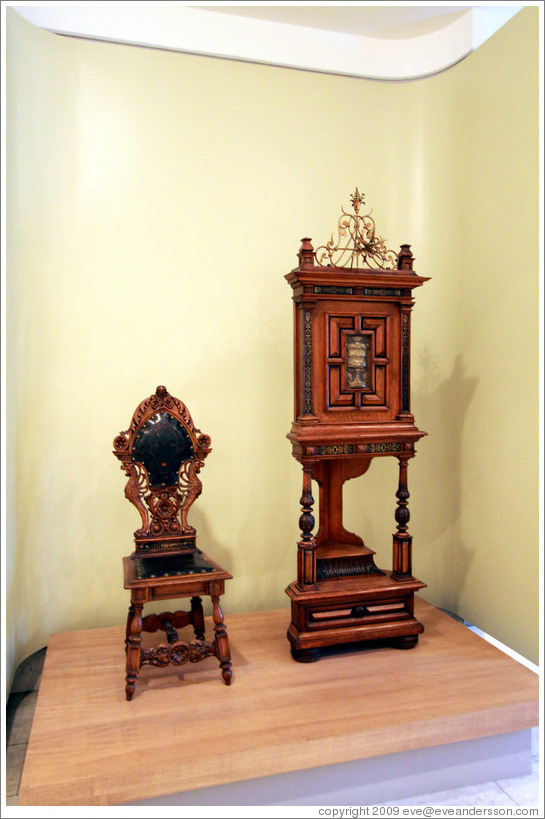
114 433 129 451
197 433 211 452
147 488 182 537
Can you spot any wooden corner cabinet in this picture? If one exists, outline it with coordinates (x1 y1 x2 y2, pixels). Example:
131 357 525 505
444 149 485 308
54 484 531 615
285 189 430 662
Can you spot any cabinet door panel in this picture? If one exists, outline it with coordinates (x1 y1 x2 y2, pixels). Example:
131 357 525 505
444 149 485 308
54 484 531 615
325 306 396 417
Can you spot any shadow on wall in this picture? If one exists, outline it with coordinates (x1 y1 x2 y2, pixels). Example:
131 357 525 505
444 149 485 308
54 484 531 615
413 349 479 610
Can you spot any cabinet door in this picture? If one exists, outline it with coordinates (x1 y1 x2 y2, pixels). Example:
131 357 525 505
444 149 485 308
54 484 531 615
320 301 400 421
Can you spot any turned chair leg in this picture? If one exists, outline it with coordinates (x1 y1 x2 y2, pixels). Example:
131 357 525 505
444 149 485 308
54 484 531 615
191 596 206 641
125 603 135 653
211 594 232 685
125 600 143 701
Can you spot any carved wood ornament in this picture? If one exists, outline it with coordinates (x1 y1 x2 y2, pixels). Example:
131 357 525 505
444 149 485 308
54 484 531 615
113 385 211 557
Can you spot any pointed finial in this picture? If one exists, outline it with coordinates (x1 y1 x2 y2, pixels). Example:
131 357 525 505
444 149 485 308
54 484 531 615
350 188 366 215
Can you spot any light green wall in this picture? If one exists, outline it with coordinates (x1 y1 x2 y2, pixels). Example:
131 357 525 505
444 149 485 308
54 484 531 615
442 8 539 654
6 7 539 688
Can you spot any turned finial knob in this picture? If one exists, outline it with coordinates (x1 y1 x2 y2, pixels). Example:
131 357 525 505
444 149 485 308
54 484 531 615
298 237 315 268
397 244 414 270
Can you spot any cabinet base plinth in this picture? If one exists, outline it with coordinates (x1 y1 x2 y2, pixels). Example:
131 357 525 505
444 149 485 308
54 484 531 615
285 571 425 659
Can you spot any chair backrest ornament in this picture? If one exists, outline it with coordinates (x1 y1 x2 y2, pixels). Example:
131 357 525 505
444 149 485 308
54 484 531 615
113 386 211 557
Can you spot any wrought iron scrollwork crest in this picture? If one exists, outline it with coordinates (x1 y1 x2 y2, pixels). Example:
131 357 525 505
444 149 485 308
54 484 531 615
315 189 398 270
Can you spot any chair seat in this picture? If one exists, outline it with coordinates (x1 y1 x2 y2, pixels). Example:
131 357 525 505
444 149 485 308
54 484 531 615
123 552 232 591
133 551 217 580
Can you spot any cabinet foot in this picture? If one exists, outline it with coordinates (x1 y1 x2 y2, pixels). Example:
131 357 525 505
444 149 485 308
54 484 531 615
395 634 419 650
291 646 320 663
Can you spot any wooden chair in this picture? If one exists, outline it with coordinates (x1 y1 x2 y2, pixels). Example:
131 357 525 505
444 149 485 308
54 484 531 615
113 386 232 700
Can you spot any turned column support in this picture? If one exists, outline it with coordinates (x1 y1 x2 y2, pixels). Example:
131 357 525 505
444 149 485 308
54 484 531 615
296 462 317 588
392 455 414 581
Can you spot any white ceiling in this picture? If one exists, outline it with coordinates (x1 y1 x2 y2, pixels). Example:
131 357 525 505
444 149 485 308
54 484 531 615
12 4 524 80
197 5 470 40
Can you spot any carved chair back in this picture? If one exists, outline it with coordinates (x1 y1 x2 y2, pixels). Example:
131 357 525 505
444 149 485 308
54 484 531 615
113 386 211 557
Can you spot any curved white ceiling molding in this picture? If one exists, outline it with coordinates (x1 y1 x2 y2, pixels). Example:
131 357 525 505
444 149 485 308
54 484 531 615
11 4 523 81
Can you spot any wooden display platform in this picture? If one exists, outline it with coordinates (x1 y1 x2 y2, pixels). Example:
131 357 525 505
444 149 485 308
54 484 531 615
19 599 538 806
